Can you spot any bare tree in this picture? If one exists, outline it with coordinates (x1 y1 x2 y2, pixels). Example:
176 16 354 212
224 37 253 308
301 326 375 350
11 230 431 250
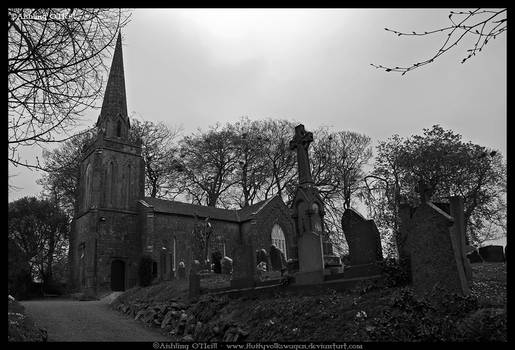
8 8 131 169
177 125 239 207
226 117 271 208
310 128 373 254
371 8 506 75
129 118 183 199
260 119 298 203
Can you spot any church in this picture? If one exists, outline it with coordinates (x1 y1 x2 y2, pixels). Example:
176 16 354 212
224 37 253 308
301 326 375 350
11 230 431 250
70 33 296 295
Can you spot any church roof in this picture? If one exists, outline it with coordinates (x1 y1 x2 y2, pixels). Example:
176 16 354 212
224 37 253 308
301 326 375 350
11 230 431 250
140 196 278 223
97 32 129 127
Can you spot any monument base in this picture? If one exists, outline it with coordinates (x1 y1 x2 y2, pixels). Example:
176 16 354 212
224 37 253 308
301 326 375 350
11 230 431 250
230 278 256 289
343 262 382 279
294 270 325 285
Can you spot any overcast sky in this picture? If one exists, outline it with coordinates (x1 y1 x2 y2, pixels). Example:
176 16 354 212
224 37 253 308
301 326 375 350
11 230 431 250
8 8 507 204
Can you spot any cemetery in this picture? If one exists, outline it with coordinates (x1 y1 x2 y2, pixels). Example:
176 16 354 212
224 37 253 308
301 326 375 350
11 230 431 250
8 10 506 342
109 121 507 342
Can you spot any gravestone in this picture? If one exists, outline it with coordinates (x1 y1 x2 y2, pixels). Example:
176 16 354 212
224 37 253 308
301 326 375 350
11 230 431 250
449 197 473 282
211 251 222 274
256 249 272 271
478 245 505 262
409 201 470 296
188 260 201 300
324 255 343 274
230 243 257 289
398 203 414 281
467 249 483 263
286 259 299 273
221 256 233 274
289 124 326 285
269 245 286 273
177 261 186 280
341 208 383 266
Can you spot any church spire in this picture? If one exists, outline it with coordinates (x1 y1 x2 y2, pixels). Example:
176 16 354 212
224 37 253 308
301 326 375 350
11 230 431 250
97 32 129 138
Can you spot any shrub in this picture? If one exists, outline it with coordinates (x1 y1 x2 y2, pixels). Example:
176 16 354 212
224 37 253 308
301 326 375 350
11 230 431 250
138 255 154 287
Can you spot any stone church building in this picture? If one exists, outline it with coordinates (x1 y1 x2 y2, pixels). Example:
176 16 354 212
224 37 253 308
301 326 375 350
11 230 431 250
70 34 296 294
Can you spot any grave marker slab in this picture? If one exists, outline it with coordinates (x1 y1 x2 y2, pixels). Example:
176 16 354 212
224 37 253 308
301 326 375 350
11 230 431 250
341 208 383 266
230 243 257 289
409 202 470 296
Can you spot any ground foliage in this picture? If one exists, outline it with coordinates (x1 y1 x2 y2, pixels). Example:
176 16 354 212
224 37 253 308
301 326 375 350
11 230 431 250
8 296 47 342
112 262 506 342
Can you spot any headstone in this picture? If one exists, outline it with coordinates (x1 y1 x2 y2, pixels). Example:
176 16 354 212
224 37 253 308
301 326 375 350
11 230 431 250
324 255 343 274
230 243 257 289
269 245 286 272
286 259 299 273
188 260 201 300
467 249 483 263
449 197 473 282
341 208 383 266
211 251 222 274
256 249 272 271
177 261 186 280
221 256 233 274
478 245 505 262
409 201 470 296
289 124 326 285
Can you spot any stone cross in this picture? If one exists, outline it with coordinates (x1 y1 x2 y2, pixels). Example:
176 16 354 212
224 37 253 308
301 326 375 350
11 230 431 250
289 124 314 185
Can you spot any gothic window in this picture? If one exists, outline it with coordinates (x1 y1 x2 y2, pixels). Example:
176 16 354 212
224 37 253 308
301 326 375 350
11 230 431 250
102 168 108 207
126 163 131 208
110 161 117 206
271 224 287 259
84 163 92 209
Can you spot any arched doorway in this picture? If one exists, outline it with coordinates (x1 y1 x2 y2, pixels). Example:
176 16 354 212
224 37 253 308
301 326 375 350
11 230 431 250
271 224 287 259
110 259 125 291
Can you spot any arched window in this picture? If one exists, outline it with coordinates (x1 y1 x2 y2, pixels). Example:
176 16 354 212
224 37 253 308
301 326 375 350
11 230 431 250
110 161 117 207
84 163 92 209
116 120 122 137
125 163 131 208
271 224 287 259
102 168 108 207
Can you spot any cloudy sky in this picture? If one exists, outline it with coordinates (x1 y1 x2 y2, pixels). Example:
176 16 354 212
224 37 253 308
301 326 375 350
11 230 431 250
9 8 506 204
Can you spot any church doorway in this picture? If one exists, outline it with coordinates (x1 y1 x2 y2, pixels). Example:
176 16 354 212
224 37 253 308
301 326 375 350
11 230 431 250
110 259 126 291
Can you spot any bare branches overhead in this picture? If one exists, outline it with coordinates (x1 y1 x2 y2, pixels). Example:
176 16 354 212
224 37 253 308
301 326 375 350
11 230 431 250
371 8 506 75
8 8 131 169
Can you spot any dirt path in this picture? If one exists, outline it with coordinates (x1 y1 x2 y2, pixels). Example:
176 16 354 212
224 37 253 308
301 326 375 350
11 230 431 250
21 298 171 342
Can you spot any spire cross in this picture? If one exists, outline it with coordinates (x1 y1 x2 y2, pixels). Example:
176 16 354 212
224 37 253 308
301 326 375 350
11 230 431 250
289 124 314 185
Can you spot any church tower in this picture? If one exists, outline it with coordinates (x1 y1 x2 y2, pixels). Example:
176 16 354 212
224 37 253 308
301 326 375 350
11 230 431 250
72 33 145 295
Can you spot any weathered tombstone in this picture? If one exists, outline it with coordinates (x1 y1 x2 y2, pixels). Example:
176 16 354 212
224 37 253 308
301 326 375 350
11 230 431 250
286 259 299 273
256 249 272 271
230 243 257 289
188 260 201 300
478 245 505 262
269 245 286 273
398 203 414 281
211 251 222 274
221 256 233 274
177 261 186 280
449 197 473 282
341 208 383 265
409 201 470 296
324 255 343 274
289 124 326 285
467 249 483 263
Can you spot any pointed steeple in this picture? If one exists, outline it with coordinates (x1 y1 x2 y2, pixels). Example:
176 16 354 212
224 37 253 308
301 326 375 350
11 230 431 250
97 32 129 138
